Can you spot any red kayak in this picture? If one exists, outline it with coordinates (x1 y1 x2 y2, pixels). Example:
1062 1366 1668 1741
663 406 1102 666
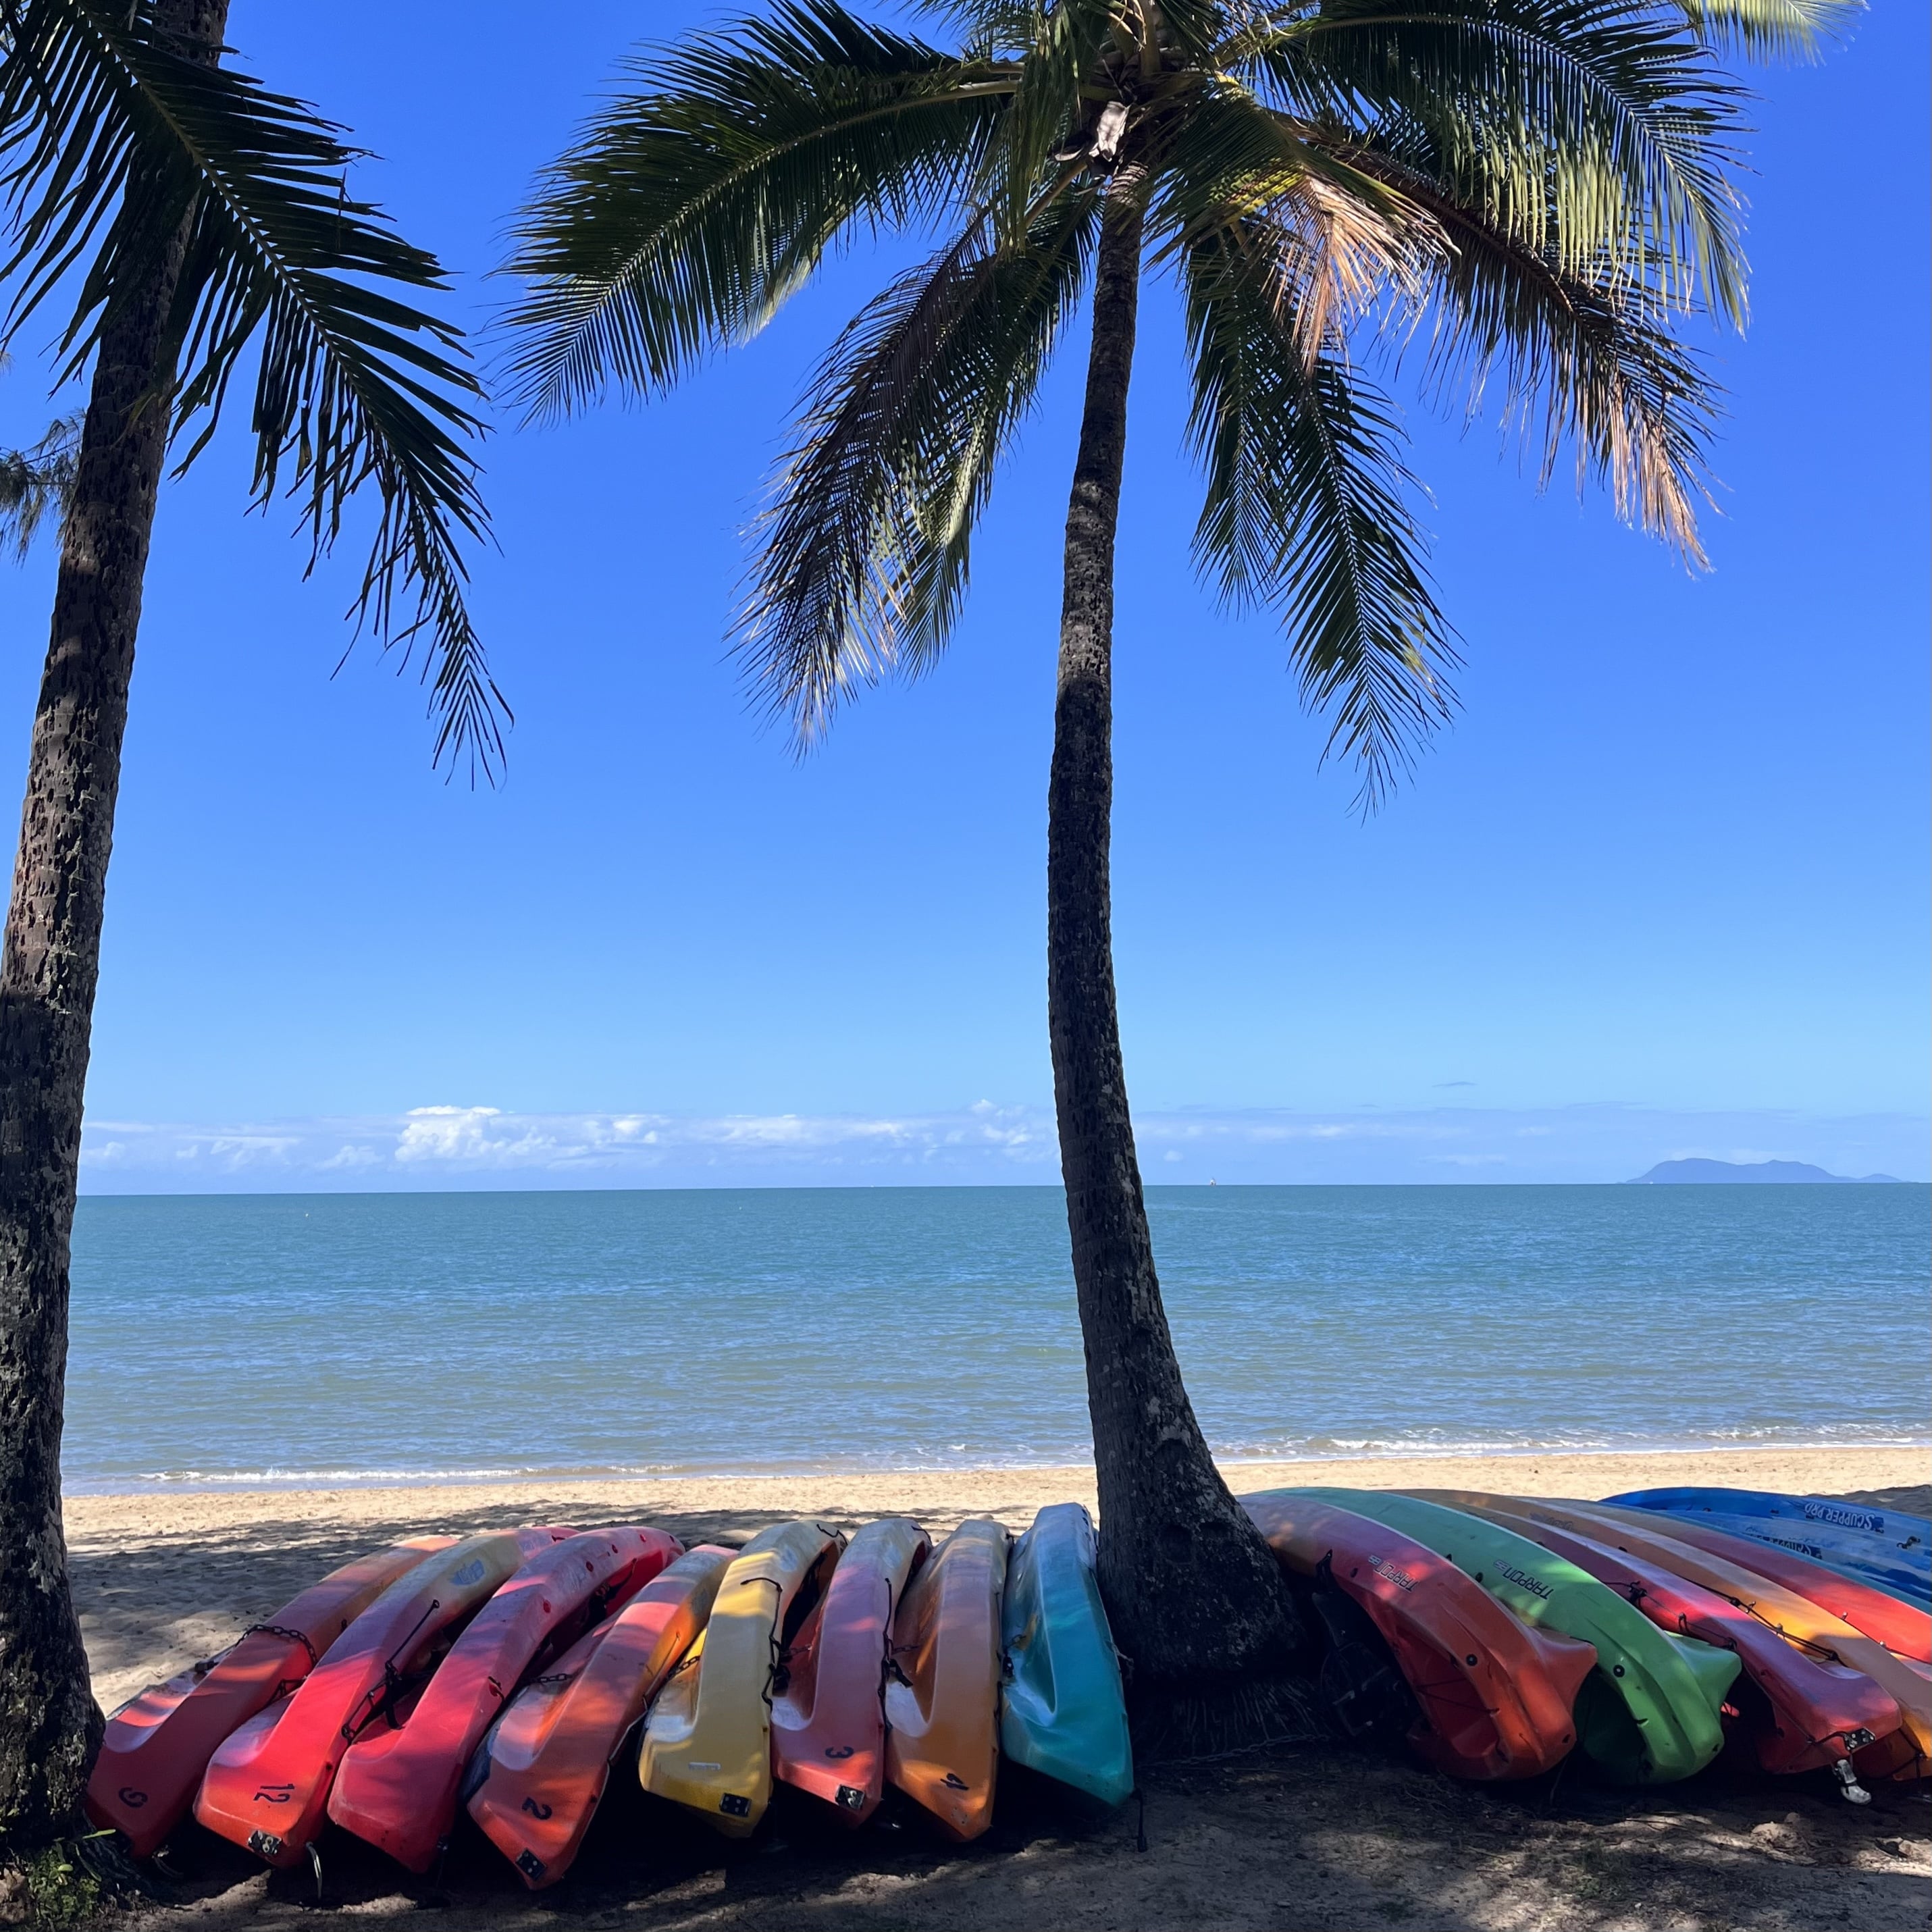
328 1526 679 1873
1243 1492 1596 1781
468 1544 735 1888
86 1537 452 1856
1468 1502 1906 1777
195 1528 569 1869
773 1517 930 1823
1584 1503 1931 1664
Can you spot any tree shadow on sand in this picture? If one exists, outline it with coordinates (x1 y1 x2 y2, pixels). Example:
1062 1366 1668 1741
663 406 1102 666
122 1735 1932 1932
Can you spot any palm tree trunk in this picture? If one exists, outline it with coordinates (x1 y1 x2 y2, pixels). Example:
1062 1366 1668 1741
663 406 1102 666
0 0 230 1844
1048 174 1308 1748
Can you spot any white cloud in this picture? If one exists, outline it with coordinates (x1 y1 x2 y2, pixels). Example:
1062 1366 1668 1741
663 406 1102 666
318 1144 382 1170
74 1102 1928 1192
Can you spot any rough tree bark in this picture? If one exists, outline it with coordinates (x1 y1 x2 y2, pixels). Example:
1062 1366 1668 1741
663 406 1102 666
1047 169 1309 1749
0 0 230 1844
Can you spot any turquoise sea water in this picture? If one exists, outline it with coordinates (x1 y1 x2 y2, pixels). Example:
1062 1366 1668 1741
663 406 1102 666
65 1185 1930 1493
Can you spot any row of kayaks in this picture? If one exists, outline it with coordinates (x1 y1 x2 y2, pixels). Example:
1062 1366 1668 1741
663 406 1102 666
1604 1484 1928 1607
84 1482 1930 1890
86 1504 1130 1890
1243 1486 1931 1796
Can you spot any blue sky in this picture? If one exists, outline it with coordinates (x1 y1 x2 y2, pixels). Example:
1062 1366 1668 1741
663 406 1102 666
2 2 1925 1189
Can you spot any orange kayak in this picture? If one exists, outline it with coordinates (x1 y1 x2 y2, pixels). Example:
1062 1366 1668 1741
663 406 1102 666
329 1527 677 1872
87 1537 452 1857
773 1518 930 1823
467 1544 735 1887
1242 1492 1593 1780
883 1519 1006 1840
195 1528 568 1868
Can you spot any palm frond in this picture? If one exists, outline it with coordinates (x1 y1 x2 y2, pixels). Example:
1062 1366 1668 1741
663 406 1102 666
1153 83 1434 353
0 407 76 557
503 1 1016 420
0 0 500 773
919 2 1050 60
926 0 1226 63
1239 0 1751 326
1337 140 1719 561
739 178 1097 738
970 0 1105 232
1668 0 1862 61
1182 217 1456 807
1151 72 1396 219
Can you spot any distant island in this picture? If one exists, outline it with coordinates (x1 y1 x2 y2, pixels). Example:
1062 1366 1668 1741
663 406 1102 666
1627 1158 1905 1185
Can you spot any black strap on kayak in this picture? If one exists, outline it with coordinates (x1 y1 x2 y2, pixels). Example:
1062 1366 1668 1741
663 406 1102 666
244 1623 319 1669
339 1597 443 1744
741 1576 783 1710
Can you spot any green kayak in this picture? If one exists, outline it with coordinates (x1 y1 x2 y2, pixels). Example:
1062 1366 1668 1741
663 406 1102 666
999 1503 1133 1808
1291 1490 1739 1783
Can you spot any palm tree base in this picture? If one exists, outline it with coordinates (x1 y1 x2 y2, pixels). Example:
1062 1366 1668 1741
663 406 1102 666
1127 1671 1329 1767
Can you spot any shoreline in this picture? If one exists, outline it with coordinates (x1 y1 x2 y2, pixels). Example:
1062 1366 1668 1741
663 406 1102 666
60 1434 1932 1498
68 1442 1927 1717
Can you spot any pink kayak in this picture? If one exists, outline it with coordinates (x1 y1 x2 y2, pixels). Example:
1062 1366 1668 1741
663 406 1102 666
195 1527 570 1868
773 1518 930 1822
329 1526 679 1872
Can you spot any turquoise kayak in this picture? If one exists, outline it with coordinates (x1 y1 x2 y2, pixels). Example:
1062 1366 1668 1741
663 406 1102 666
999 1503 1133 1808
1296 1490 1740 1784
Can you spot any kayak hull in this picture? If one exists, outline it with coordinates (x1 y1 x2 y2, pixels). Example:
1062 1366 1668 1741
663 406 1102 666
1478 1496 1931 1782
194 1528 565 1867
1243 1492 1594 1781
1585 1505 1930 1664
1421 1492 1908 1777
1638 1507 1927 1610
637 1521 841 1837
1299 1490 1738 1783
772 1517 930 1823
86 1538 450 1857
1607 1488 1931 1607
467 1544 734 1888
999 1504 1132 1809
885 1519 1008 1841
330 1527 679 1872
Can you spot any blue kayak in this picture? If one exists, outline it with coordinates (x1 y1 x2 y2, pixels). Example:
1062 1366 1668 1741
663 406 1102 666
1606 1488 1931 1609
999 1503 1133 1808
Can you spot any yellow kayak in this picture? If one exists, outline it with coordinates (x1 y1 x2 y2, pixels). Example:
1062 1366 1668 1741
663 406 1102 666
1424 1493 1931 1779
637 1520 841 1835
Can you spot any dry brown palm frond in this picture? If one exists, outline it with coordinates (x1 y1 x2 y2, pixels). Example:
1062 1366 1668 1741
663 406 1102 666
1264 165 1440 367
1326 136 1715 563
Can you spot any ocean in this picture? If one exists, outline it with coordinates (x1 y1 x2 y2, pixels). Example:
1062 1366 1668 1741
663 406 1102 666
64 1184 1930 1493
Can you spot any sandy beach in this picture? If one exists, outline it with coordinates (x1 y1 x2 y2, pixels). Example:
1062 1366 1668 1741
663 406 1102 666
68 1444 1928 1715
61 1444 1931 1932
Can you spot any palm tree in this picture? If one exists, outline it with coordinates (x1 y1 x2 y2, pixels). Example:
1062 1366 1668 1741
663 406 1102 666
505 0 1844 1743
0 0 498 1841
